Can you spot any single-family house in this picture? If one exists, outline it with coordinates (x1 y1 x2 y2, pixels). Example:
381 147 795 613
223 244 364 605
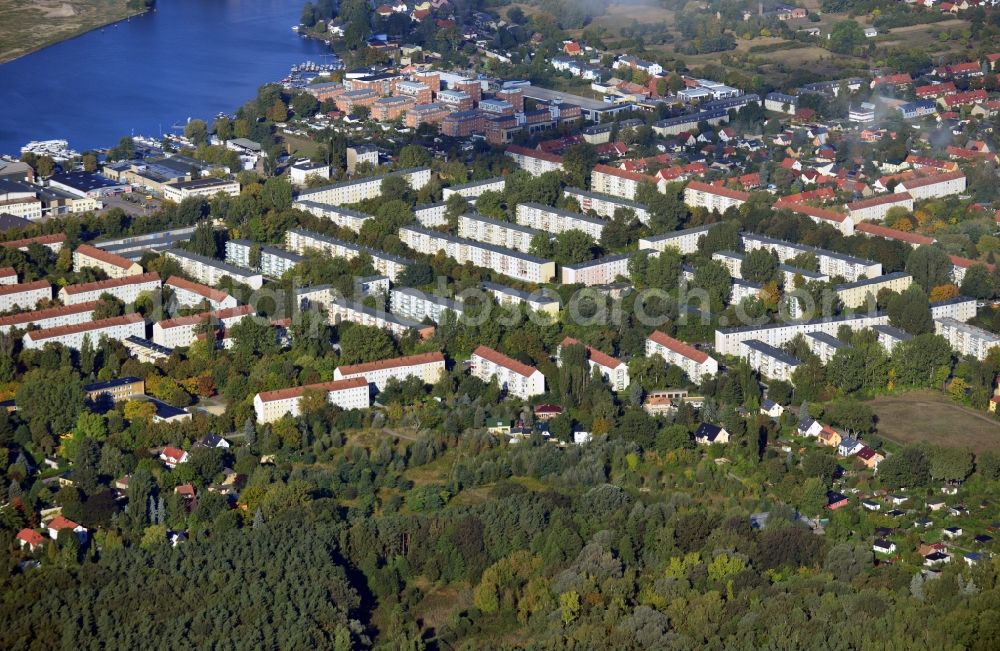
16 528 46 552
873 539 896 554
694 423 730 445
827 491 849 510
761 399 784 418
47 516 86 542
160 446 189 468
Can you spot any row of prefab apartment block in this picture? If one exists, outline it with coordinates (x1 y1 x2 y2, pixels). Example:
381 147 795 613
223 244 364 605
0 230 991 419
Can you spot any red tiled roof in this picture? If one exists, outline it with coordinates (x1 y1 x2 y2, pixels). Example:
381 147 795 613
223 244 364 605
47 516 80 532
686 180 750 202
916 82 956 97
74 243 137 271
155 305 253 330
873 73 912 86
856 223 935 246
0 279 49 297
336 351 445 376
162 446 186 460
26 313 145 342
0 233 66 249
505 145 564 163
775 187 836 206
256 377 368 403
950 255 996 272
899 170 965 189
783 202 847 224
0 300 100 328
647 330 708 363
533 403 563 414
60 271 161 295
472 345 539 378
165 276 232 303
560 336 623 369
847 192 913 211
16 528 45 546
943 89 988 107
592 164 654 184
0 267 16 278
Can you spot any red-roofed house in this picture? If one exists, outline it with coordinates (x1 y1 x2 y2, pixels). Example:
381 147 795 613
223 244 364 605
47 516 86 542
16 528 45 551
940 89 988 109
563 41 582 56
646 330 719 381
469 345 545 399
559 337 629 390
160 446 189 468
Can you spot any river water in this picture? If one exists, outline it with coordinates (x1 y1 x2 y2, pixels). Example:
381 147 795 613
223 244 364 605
0 0 331 155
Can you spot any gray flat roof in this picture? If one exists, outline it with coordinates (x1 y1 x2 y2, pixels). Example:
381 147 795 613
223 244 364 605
401 225 553 264
806 331 850 348
520 86 620 112
743 339 802 365
519 202 606 226
288 228 415 265
481 281 559 304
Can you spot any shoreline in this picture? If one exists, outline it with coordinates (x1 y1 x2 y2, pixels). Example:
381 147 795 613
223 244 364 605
0 6 152 66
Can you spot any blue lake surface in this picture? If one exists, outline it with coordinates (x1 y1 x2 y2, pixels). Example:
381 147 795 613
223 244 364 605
0 0 331 155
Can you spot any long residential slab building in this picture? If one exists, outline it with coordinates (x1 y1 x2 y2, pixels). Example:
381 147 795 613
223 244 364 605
935 317 1000 360
0 301 100 335
73 244 144 279
558 337 629 391
469 345 545 399
0 280 51 312
741 233 882 282
58 272 161 306
457 212 542 253
253 377 370 424
23 313 146 350
294 167 431 206
152 305 255 348
515 203 605 240
646 329 719 381
285 228 413 281
165 249 264 290
333 351 446 390
399 225 556 283
563 187 650 223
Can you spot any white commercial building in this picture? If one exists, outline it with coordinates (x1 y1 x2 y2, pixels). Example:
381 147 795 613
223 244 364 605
458 213 542 253
646 330 719 381
0 280 50 312
333 351 446 390
558 336 629 391
165 249 264 290
162 178 240 202
516 203 605 241
400 225 556 284
469 345 545 399
253 377 370 424
58 272 161 306
23 313 146 351
285 228 413 281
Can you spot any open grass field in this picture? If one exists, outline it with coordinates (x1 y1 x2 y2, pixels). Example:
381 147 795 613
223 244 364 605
0 0 143 63
868 390 1000 451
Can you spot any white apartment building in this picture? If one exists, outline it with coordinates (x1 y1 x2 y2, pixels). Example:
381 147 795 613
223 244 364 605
558 336 629 391
731 278 763 305
0 280 51 312
714 312 891 357
481 281 560 316
23 313 146 351
152 305 254 348
162 178 240 202
458 213 542 253
442 177 506 201
346 145 379 174
741 233 882 282
224 240 303 278
741 339 802 382
845 192 914 223
1 233 66 253
59 272 161 306
165 276 239 311
294 167 431 206
0 300 98 335
504 145 564 177
414 202 448 227
646 330 719 381
515 203 605 241
872 324 912 353
590 165 648 201
319 295 434 339
333 351 446 390
400 225 556 284
72 244 143 279
253 377 370 424
289 161 331 186
804 331 850 364
285 228 413 281
684 181 750 213
835 272 912 309
563 187 650 224
165 249 264 290
639 224 719 256
561 253 632 286
896 171 966 201
469 345 545 399
390 287 465 324
930 296 977 322
292 200 373 233
935 317 1000 360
